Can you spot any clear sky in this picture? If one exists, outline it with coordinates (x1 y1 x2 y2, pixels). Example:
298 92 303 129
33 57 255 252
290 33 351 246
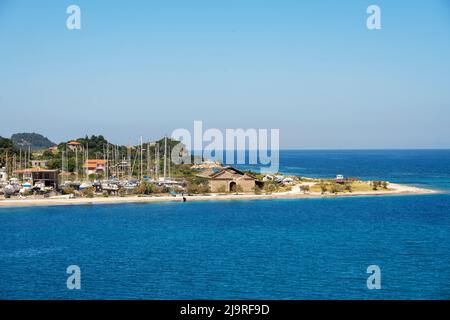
1 0 449 148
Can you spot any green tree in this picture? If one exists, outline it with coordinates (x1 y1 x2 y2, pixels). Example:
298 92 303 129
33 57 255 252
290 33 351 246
300 185 310 193
133 182 155 195
344 183 353 193
264 181 277 194
81 187 95 198
320 182 328 194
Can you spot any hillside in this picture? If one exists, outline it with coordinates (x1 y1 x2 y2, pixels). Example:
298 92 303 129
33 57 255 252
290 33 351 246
11 132 56 151
0 136 15 151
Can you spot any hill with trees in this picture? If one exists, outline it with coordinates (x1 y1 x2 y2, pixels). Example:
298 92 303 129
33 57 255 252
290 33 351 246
11 132 56 151
0 136 18 168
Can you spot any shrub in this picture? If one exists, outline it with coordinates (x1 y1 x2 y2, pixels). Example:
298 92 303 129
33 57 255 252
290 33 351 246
264 181 277 194
300 185 310 193
253 185 262 195
372 181 382 191
320 182 328 194
344 183 353 192
62 187 75 195
187 182 210 194
217 185 227 194
133 182 155 195
186 177 210 194
330 183 343 194
118 187 126 197
81 187 95 198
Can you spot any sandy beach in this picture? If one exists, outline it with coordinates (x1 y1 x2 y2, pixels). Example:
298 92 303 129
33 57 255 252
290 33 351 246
0 183 438 208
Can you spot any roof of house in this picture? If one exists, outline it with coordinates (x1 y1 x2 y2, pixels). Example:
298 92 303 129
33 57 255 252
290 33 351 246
67 141 81 145
14 168 58 174
83 159 108 168
196 166 257 181
84 159 108 164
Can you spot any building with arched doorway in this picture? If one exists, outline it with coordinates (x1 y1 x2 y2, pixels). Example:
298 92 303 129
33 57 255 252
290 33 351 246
196 166 260 193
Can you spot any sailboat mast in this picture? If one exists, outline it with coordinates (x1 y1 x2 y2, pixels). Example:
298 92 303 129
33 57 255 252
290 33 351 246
128 144 131 179
140 136 143 181
75 146 78 181
163 136 167 180
106 144 109 179
168 146 171 179
155 143 159 179
61 150 65 184
147 140 150 178
5 151 8 177
86 142 89 181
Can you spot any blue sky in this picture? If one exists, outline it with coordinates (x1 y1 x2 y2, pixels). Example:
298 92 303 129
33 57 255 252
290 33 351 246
0 0 449 148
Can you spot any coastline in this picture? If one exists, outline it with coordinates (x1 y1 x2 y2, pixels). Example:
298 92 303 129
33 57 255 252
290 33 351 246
0 183 438 208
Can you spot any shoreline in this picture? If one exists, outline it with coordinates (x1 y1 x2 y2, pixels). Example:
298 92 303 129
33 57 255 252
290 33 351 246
0 183 439 208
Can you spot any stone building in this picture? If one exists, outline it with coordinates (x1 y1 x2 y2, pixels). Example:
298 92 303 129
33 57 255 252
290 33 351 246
197 166 259 193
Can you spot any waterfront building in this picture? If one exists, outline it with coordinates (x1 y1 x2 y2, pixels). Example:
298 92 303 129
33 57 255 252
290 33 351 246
197 166 259 193
83 159 108 176
13 168 59 188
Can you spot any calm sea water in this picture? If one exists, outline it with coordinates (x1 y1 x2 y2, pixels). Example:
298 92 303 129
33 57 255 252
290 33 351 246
1 150 450 300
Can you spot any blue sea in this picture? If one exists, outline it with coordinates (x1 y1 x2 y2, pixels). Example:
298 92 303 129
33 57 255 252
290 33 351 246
1 150 450 300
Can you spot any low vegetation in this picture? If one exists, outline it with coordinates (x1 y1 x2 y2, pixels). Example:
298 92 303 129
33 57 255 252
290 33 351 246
186 177 210 194
309 180 389 194
80 187 95 198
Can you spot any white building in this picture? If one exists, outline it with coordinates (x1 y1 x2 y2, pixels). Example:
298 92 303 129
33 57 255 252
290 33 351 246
0 167 7 182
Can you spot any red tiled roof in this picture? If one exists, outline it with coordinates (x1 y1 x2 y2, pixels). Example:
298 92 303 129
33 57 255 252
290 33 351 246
84 160 108 165
14 168 58 174
83 159 108 168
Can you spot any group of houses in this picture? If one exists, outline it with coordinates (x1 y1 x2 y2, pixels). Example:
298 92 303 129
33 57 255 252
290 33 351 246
10 141 107 189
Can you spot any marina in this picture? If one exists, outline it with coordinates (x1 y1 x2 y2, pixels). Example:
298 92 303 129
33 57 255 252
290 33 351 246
0 134 437 207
